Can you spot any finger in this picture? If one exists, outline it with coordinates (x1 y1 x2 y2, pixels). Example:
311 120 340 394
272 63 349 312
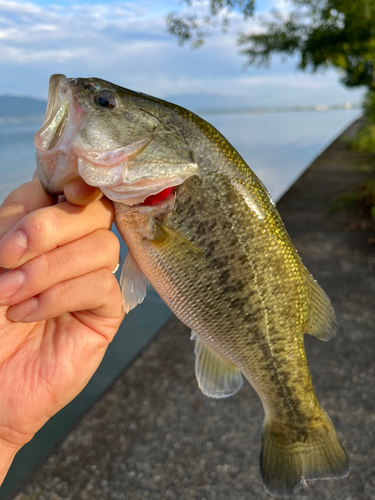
64 177 103 206
0 178 56 240
7 268 123 327
0 229 120 306
0 197 115 269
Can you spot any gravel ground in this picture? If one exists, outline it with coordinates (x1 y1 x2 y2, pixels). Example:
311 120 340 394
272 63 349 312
10 118 375 500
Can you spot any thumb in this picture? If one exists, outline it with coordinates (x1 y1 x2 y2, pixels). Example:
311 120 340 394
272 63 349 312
64 177 104 206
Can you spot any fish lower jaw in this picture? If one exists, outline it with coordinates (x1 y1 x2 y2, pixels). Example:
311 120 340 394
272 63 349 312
101 177 182 206
36 149 79 195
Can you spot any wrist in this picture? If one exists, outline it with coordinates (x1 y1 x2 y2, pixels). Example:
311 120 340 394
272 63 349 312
0 439 22 486
0 427 34 486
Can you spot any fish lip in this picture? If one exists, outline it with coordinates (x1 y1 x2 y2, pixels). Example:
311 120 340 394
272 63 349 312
100 173 191 206
34 74 69 147
34 75 74 153
43 74 68 123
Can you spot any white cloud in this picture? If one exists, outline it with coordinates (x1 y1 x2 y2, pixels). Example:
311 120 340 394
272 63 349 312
0 0 42 14
0 1 166 70
0 0 365 107
235 74 332 89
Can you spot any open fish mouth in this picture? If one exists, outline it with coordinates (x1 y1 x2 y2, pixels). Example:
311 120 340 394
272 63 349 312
36 74 69 148
34 74 81 195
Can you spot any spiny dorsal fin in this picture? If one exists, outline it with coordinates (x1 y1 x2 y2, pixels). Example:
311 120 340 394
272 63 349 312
119 251 148 313
191 331 243 398
306 272 337 341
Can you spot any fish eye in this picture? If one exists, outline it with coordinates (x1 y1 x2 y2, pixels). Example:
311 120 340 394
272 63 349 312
93 90 116 109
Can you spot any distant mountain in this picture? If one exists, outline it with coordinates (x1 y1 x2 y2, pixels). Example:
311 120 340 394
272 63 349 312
0 93 236 118
0 93 238 117
0 96 46 117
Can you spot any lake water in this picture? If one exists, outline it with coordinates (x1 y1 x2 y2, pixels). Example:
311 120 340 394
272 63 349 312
0 108 361 498
0 109 361 204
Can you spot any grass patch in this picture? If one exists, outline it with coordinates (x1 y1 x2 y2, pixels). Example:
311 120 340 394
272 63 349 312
331 179 375 218
348 124 375 154
348 90 375 154
359 178 375 217
341 91 375 223
331 193 359 212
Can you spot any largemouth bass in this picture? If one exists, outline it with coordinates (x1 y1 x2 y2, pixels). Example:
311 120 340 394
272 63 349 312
35 74 349 497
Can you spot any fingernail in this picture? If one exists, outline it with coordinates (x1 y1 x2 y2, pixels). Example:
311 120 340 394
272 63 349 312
7 297 39 322
0 270 25 303
0 230 28 267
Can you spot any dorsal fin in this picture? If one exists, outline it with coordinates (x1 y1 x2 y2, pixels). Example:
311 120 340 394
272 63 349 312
306 272 337 341
191 331 243 398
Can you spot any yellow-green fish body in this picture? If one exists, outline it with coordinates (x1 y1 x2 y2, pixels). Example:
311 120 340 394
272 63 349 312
35 75 349 497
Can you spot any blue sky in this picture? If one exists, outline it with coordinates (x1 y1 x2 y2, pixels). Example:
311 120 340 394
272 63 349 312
0 0 364 106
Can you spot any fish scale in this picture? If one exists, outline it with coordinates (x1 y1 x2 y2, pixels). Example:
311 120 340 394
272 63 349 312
163 175 309 412
120 181 309 424
35 74 349 498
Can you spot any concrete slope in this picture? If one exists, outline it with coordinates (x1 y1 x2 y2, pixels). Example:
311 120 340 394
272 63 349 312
11 118 375 500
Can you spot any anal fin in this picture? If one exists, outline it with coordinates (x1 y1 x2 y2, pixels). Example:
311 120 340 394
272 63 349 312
119 251 148 314
191 331 243 398
306 273 337 341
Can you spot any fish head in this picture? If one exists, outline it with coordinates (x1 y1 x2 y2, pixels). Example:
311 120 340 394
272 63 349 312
35 74 199 205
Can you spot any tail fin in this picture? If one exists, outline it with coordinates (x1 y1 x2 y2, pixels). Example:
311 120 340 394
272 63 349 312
260 410 349 498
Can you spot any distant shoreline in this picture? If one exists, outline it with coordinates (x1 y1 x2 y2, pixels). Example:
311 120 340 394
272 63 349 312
0 115 45 124
0 103 361 124
199 102 361 115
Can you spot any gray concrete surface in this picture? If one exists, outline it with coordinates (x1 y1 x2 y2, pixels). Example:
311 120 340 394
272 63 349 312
10 118 375 499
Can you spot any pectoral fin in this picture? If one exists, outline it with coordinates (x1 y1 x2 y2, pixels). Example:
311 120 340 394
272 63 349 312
154 220 211 265
119 251 148 313
306 272 337 341
191 331 243 398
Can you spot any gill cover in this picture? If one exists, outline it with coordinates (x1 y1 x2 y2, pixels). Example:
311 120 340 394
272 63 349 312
77 119 198 205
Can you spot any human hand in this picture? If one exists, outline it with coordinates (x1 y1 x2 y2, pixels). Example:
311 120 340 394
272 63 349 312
0 177 124 483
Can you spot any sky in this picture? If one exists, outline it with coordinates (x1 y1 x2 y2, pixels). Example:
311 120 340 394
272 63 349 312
0 0 365 107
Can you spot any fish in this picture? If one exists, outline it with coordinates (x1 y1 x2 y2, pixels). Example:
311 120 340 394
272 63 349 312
35 74 349 497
